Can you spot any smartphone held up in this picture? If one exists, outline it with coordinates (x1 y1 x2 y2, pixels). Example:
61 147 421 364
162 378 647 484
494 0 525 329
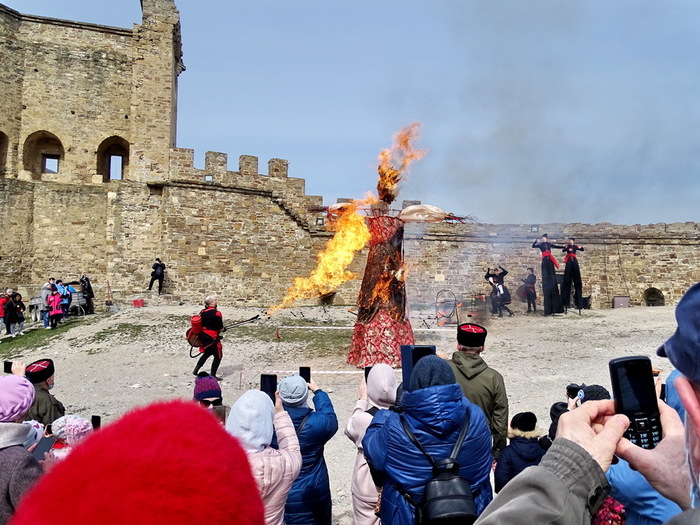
609 356 662 449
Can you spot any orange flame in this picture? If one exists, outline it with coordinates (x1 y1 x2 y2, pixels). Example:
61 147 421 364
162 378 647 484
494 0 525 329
377 122 426 205
269 201 372 313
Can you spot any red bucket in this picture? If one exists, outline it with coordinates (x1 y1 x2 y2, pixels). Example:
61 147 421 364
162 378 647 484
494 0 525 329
138 299 145 307
133 299 140 308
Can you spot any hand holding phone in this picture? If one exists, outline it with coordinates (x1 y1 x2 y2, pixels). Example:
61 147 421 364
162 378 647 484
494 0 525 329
609 356 662 449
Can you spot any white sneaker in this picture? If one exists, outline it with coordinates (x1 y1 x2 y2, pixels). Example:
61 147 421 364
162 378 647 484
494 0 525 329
18 332 24 335
45 327 51 330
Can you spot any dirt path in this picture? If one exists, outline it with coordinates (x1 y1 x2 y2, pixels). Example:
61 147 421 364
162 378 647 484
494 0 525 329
1 302 679 524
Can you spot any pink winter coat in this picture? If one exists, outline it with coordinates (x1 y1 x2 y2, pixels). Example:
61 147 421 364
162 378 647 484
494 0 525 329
47 293 62 316
344 364 398 525
247 411 302 525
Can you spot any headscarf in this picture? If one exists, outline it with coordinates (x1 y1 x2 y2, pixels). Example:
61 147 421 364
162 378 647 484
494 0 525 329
226 390 275 453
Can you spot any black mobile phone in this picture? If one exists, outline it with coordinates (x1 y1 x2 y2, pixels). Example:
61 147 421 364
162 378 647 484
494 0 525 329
299 366 311 383
32 436 55 460
400 345 436 389
364 366 373 382
260 374 277 403
45 424 52 436
91 415 101 430
3 361 12 374
609 356 662 449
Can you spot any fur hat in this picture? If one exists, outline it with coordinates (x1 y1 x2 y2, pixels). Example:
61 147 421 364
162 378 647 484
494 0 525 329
11 400 264 525
0 375 35 422
457 323 487 348
278 374 309 407
193 373 222 401
25 359 55 384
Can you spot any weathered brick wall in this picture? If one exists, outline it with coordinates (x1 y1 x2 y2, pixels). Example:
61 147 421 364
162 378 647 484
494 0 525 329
404 222 700 310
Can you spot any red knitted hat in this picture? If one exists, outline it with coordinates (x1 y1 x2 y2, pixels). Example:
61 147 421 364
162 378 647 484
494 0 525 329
10 400 264 525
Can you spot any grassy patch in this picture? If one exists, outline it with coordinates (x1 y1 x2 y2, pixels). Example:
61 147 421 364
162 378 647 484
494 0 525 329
229 324 351 359
0 316 99 358
86 323 149 344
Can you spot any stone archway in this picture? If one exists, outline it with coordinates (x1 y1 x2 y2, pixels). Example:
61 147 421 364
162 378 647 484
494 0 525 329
22 130 65 180
643 288 665 306
97 136 130 182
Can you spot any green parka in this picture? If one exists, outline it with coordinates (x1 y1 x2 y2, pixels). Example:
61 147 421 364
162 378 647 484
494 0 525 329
449 351 508 459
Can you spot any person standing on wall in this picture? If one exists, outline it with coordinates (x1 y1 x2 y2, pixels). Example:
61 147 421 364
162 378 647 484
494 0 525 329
560 237 585 314
531 234 565 316
192 296 225 380
148 258 166 295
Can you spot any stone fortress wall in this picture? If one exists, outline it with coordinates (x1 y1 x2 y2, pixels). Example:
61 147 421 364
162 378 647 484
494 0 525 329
1 0 698 311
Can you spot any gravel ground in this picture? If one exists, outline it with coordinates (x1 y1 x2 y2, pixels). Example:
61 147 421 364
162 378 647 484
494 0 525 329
1 300 680 524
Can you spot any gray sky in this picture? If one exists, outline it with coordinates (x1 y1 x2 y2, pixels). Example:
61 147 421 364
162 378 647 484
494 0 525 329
11 1 700 224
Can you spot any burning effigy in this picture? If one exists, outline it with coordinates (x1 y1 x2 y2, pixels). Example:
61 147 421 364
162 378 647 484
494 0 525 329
345 124 426 366
271 123 456 367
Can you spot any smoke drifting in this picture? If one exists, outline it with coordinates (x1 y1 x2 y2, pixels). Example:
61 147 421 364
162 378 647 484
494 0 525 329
406 0 700 224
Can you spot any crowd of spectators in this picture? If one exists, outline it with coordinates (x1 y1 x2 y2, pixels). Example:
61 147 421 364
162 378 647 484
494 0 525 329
1 286 699 525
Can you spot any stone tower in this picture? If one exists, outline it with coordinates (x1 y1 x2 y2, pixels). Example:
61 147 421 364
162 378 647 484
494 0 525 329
0 0 183 184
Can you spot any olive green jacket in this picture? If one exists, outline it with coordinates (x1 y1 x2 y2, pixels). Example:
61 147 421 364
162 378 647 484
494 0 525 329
449 351 508 458
25 386 65 425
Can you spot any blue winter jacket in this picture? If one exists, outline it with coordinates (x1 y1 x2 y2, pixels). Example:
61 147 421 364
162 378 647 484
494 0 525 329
362 383 494 525
282 390 338 525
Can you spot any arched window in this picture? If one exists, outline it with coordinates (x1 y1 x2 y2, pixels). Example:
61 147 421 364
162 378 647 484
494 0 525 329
643 288 665 307
22 131 64 180
0 131 8 177
97 136 129 182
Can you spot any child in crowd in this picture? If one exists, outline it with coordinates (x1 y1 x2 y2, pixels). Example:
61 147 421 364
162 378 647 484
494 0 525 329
494 412 545 492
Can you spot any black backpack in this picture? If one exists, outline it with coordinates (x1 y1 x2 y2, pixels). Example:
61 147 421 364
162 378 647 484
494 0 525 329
397 409 477 525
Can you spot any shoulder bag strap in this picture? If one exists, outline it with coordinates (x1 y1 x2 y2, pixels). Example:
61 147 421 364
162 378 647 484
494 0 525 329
295 413 311 435
399 407 471 466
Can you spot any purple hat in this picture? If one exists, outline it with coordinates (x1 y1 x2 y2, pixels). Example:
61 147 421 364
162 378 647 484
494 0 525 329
193 374 222 401
657 282 700 383
0 375 35 422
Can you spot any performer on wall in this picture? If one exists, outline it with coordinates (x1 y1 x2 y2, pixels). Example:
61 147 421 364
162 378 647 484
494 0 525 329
485 265 514 317
560 237 585 314
521 267 537 313
531 235 564 316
